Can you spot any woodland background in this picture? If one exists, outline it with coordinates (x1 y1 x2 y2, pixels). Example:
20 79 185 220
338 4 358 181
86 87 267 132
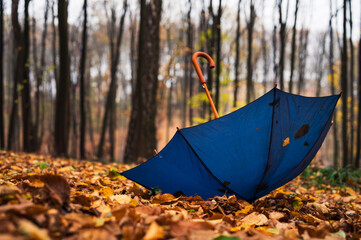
0 0 360 168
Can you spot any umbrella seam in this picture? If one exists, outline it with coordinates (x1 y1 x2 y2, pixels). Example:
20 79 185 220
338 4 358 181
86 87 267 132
177 129 246 200
252 87 277 200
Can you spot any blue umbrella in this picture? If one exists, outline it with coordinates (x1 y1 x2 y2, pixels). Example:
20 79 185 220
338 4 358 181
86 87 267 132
122 52 340 202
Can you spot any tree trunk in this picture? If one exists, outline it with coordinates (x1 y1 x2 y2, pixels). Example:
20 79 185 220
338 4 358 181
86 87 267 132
246 0 255 104
0 0 4 149
51 0 58 87
214 0 221 110
328 0 339 167
348 0 355 166
21 0 33 152
207 0 216 120
341 0 348 167
8 0 24 150
297 28 309 94
278 0 289 91
187 0 194 125
356 22 361 167
289 0 299 93
97 1 127 161
124 0 162 163
233 0 241 107
315 34 326 97
79 0 87 159
54 0 70 157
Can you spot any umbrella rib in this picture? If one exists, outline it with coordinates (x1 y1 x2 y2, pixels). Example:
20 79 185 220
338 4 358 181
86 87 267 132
252 88 277 200
177 130 246 200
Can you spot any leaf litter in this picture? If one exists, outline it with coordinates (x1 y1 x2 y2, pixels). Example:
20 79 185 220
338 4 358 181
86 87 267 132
0 151 360 239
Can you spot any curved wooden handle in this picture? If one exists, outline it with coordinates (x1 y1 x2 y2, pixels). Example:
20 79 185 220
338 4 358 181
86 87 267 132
192 52 215 84
191 52 219 118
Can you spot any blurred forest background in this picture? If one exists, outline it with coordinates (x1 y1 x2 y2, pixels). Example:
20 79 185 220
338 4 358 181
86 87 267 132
0 0 360 168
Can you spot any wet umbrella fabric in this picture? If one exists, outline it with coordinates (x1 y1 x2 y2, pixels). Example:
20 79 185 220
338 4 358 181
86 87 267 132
122 88 340 202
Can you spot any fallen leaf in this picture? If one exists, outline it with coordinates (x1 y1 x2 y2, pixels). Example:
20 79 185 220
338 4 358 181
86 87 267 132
143 222 164 240
39 174 70 206
18 218 51 240
283 137 290 147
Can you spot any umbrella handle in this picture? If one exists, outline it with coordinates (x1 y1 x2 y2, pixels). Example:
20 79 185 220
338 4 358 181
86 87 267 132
192 52 219 118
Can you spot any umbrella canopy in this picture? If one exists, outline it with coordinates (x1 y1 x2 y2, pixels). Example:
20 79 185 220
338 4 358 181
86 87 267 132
122 87 340 202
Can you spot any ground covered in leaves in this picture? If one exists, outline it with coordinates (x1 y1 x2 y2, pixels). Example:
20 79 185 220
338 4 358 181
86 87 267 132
0 151 361 240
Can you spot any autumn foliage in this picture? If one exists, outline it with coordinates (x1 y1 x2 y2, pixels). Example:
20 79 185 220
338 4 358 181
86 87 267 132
0 151 360 239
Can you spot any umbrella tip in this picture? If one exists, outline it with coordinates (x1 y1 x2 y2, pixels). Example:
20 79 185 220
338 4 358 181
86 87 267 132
274 83 277 89
339 90 343 95
154 149 158 155
176 127 180 131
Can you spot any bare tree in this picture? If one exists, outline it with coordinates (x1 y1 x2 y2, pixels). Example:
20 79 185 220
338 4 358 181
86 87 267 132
0 0 4 149
97 0 128 162
356 10 361 167
289 0 299 93
315 33 326 97
246 0 256 103
357 1 361 167
79 0 87 159
348 0 355 166
278 0 289 91
341 0 348 167
8 0 24 150
54 0 71 156
328 0 339 167
124 0 162 163
297 28 308 94
214 0 222 110
233 0 241 107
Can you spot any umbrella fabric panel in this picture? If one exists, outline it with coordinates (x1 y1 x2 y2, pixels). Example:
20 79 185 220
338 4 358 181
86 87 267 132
180 89 275 201
254 90 340 199
121 132 227 199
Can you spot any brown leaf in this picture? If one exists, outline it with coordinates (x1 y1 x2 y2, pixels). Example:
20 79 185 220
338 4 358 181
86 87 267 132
39 174 70 206
0 185 20 197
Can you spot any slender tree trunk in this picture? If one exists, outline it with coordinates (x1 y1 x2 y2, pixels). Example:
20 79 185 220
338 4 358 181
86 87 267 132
341 0 349 167
356 21 361 167
207 0 215 120
8 0 24 150
315 34 326 97
187 0 194 125
21 0 33 152
329 0 339 167
272 25 278 84
79 0 87 159
51 0 58 86
246 0 255 103
54 0 71 157
129 11 137 96
124 0 162 163
278 0 289 91
97 1 127 161
233 0 241 107
0 0 4 149
297 28 309 94
348 0 355 166
289 0 299 93
214 0 221 110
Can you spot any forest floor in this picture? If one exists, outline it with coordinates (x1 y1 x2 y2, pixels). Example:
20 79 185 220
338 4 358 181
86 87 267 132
0 151 360 240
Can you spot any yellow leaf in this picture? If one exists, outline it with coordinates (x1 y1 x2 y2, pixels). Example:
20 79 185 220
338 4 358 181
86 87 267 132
282 137 290 147
100 187 114 197
235 205 253 216
143 222 164 240
256 227 280 236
